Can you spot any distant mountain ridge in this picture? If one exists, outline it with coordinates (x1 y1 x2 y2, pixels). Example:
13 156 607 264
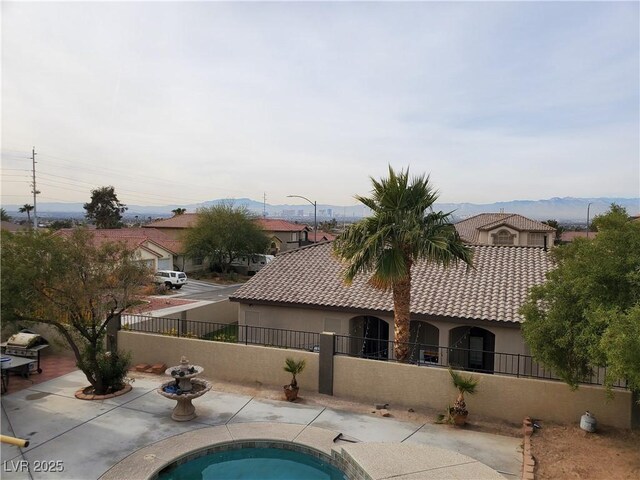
4 196 639 222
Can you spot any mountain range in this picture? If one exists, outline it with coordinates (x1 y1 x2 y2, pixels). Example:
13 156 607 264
4 196 639 223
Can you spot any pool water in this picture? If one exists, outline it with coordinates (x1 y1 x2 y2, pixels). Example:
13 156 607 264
158 447 347 480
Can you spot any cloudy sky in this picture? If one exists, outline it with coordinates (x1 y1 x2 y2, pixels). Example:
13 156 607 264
2 1 638 209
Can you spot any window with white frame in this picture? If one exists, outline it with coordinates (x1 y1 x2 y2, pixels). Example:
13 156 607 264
528 233 545 246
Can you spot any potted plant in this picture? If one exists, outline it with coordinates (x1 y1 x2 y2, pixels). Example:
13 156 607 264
447 368 479 426
283 357 306 402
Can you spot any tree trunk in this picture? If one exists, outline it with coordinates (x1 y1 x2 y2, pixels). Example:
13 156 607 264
392 275 412 363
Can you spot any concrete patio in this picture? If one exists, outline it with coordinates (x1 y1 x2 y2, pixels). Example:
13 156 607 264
1 370 522 479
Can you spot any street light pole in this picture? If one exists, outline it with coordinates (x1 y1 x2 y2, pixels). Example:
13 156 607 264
587 202 593 239
287 195 316 243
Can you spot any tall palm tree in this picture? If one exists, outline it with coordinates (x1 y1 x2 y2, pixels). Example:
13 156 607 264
333 166 473 362
19 204 34 225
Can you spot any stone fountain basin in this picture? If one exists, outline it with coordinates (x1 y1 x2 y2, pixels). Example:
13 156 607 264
165 365 205 380
158 378 212 400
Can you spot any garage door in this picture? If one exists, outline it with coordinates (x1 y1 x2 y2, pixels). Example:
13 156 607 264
158 258 172 270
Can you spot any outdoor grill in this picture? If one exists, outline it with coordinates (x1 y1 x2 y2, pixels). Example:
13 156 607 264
1 331 49 374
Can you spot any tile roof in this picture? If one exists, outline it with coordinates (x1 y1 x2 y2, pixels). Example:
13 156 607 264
309 230 337 242
55 228 182 254
144 214 198 229
230 242 554 324
455 213 555 244
144 215 309 233
256 218 309 232
560 231 598 242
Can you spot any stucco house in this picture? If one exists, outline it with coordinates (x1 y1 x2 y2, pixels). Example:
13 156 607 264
144 214 313 259
455 213 555 247
255 218 311 254
230 242 554 373
55 228 182 271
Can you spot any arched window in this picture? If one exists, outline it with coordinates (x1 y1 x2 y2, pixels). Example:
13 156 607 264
493 229 514 245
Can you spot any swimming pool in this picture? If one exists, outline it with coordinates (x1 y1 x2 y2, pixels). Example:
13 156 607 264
157 447 347 480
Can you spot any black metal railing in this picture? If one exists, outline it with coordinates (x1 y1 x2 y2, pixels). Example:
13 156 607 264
334 334 628 389
121 314 320 353
120 315 626 389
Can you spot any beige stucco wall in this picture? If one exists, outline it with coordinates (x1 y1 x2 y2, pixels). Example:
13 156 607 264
332 355 635 429
119 331 318 389
481 227 554 248
119 331 635 428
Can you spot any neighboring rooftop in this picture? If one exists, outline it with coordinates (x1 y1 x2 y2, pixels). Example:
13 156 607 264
231 242 554 324
455 213 555 244
560 231 598 242
144 214 311 233
55 227 182 254
308 230 336 242
144 213 198 229
256 218 309 232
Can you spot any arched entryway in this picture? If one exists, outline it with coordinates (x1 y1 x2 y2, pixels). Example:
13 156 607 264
408 321 440 364
349 316 390 360
448 326 495 373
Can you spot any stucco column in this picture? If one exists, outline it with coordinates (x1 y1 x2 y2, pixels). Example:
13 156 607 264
438 325 450 367
179 311 187 337
318 332 335 395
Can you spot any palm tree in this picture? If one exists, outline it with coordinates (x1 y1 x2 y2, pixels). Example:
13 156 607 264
448 368 479 424
19 204 34 224
283 357 306 388
333 166 473 362
0 208 11 222
172 208 186 216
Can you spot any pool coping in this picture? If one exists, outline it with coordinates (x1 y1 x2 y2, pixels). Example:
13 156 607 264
99 422 505 480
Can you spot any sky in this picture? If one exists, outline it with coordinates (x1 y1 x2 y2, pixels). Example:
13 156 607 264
1 1 639 209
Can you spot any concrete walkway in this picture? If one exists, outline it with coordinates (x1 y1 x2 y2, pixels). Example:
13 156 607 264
1 370 522 479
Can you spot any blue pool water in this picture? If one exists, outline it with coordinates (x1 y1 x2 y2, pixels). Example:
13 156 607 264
158 447 347 480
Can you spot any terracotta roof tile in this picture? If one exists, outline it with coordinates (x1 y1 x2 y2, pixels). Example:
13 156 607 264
55 228 182 254
256 218 309 232
231 242 554 324
455 213 555 243
144 214 198 229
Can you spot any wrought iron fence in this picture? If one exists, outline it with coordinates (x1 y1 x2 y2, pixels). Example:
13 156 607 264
333 334 628 389
121 314 320 353
120 315 627 389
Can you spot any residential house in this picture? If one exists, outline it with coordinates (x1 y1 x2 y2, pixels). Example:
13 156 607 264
142 214 316 267
455 213 555 247
230 242 554 373
143 214 198 241
55 228 182 272
255 219 311 254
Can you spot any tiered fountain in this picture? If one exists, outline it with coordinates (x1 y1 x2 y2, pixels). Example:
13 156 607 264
158 356 211 421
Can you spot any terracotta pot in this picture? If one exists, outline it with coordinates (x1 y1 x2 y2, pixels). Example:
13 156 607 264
283 385 299 402
453 413 468 426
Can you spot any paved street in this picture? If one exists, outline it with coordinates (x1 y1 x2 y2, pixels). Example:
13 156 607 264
171 279 243 301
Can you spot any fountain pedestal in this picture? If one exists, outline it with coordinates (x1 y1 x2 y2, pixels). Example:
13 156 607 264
158 356 211 422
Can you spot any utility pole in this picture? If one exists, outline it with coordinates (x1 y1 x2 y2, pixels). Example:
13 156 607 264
263 192 267 218
31 147 39 230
